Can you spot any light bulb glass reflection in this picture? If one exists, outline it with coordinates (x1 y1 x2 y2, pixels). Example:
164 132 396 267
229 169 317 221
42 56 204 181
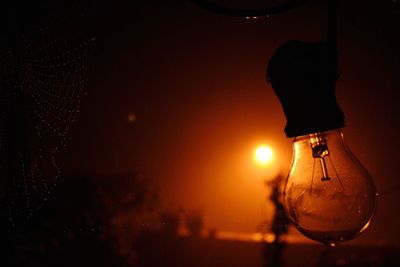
283 129 377 246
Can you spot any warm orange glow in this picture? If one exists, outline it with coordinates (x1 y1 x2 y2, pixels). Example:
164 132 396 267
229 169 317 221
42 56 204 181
254 145 273 165
127 112 136 123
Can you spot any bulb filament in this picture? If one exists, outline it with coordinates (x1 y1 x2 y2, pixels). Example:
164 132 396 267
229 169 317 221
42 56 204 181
319 158 330 181
310 133 331 181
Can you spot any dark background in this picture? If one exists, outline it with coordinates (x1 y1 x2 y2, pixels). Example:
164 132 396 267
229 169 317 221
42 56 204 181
2 0 400 251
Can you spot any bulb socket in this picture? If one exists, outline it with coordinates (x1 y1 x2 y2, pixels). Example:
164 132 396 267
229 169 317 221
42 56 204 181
267 40 345 137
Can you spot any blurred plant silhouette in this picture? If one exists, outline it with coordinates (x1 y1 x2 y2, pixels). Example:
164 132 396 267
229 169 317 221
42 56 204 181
3 171 159 267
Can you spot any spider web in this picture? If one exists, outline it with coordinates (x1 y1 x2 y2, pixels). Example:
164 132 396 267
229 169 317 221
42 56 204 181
0 29 93 228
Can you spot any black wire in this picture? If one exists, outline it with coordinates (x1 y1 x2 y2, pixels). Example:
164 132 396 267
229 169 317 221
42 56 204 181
191 0 309 18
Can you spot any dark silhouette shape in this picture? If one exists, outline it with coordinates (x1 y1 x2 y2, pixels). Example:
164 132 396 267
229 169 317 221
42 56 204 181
267 41 344 137
185 210 204 238
2 171 158 267
208 228 218 239
268 175 289 243
160 211 180 237
263 174 289 267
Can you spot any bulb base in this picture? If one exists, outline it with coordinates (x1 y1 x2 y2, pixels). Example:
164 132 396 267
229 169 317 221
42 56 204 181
267 40 345 137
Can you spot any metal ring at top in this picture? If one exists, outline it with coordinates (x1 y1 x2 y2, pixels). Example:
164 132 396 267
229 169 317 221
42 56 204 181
191 0 309 18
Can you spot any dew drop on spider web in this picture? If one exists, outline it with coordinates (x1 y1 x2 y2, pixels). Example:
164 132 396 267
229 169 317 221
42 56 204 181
0 28 94 228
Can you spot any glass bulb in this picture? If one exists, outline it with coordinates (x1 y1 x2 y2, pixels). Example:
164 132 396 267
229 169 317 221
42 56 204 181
283 129 377 246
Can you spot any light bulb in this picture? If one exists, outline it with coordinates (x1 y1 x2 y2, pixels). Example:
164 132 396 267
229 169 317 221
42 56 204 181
283 129 377 246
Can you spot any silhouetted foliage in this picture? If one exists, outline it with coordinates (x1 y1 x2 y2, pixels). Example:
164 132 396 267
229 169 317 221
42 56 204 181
3 171 158 267
159 211 180 236
185 211 204 238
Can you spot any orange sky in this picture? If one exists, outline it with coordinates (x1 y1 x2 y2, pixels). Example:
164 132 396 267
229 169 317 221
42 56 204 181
60 0 400 245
